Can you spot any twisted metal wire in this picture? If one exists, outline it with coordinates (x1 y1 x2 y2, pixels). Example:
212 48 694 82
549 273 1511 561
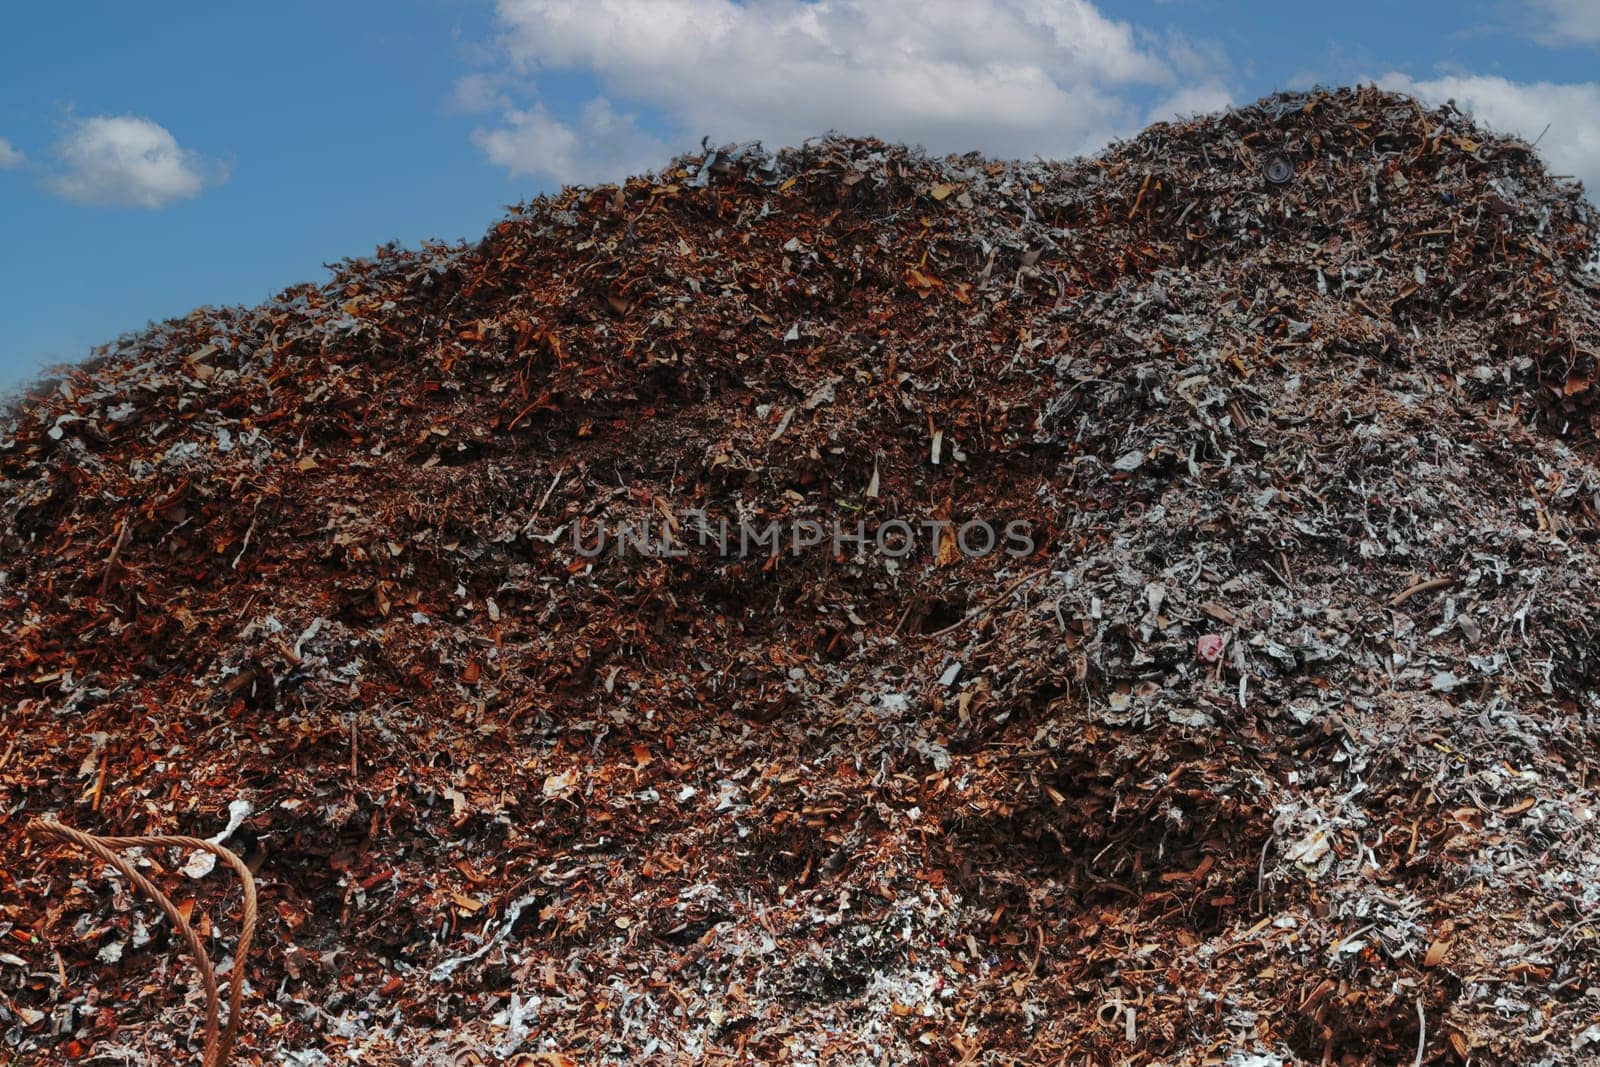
27 819 257 1067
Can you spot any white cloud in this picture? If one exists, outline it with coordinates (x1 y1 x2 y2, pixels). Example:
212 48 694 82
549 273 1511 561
0 138 23 170
1147 82 1234 125
473 98 667 184
450 73 510 115
1380 73 1600 193
49 115 223 208
1525 0 1600 46
470 0 1231 184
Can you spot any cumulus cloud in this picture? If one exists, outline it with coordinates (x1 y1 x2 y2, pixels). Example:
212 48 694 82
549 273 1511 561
1147 82 1234 126
49 115 224 208
1525 0 1600 46
469 0 1231 184
473 98 667 184
450 73 510 115
0 138 23 170
1381 73 1600 193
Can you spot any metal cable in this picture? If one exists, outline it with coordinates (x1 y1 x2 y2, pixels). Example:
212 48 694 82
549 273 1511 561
27 819 258 1067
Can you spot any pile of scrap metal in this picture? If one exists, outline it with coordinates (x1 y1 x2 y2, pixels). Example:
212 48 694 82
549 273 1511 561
3 86 1599 1064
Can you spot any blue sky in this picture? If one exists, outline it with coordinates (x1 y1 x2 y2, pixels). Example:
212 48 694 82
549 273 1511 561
4 0 1599 390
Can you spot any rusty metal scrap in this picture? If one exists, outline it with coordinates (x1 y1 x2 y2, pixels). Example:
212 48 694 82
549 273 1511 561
3 86 1600 1064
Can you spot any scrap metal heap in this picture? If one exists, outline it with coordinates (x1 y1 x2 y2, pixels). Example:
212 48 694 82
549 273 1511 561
4 86 1600 1064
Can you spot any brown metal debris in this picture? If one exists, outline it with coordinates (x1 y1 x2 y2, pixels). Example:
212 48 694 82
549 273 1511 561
3 86 1600 1064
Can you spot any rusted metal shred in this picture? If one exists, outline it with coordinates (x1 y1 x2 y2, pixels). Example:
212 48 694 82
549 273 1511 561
3 86 1600 1064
